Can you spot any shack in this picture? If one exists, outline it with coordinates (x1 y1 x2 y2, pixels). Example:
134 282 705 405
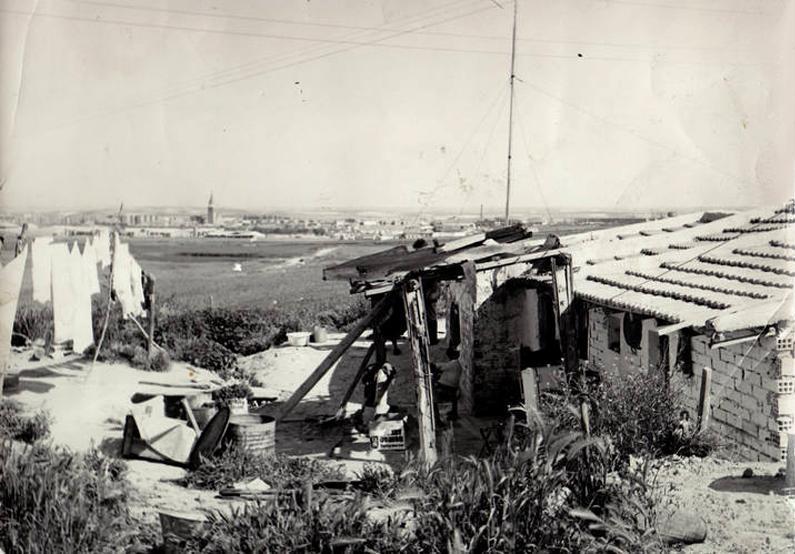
287 204 794 463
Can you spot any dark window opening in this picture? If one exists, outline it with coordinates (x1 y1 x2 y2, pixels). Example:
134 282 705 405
608 313 622 353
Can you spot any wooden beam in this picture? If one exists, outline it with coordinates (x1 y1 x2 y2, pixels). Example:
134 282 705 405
334 342 376 419
550 256 579 385
402 277 437 465
697 367 712 433
276 294 391 422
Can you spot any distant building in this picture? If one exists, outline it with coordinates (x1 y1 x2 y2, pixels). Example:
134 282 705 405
207 193 216 225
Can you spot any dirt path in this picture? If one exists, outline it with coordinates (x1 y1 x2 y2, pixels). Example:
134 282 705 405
655 455 794 553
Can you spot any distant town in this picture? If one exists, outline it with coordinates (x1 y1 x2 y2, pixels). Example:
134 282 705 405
0 194 699 242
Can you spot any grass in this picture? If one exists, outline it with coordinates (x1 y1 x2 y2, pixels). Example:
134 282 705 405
180 445 344 491
0 442 138 554
184 424 664 553
0 399 51 444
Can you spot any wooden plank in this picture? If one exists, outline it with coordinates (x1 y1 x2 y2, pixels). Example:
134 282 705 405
550 256 579 384
657 321 693 336
276 294 391 422
520 368 539 415
402 277 437 465
697 367 712 433
474 248 563 271
334 342 376 419
437 233 486 253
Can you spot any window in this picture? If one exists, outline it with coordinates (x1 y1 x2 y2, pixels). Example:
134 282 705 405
608 313 622 353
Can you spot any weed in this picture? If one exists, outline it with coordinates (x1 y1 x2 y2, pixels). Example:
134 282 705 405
0 399 51 444
180 445 343 491
0 442 135 554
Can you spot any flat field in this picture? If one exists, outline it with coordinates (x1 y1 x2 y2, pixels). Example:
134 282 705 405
9 238 387 311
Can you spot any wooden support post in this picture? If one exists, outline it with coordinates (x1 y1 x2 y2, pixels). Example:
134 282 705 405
146 274 156 368
697 367 712 433
93 231 116 366
520 367 539 417
402 277 437 466
334 342 376 419
276 295 391 422
550 256 579 386
181 398 200 434
786 432 795 490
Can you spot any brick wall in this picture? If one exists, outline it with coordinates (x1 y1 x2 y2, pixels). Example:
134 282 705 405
587 307 657 375
588 306 781 460
672 335 781 461
470 265 535 415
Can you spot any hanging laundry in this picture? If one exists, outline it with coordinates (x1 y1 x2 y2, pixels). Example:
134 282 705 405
94 230 111 268
51 244 75 346
129 258 146 317
31 236 54 303
69 245 94 352
0 247 29 379
112 236 136 317
82 238 101 296
51 243 94 352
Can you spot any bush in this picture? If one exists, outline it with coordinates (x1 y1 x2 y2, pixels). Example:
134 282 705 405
180 446 343 491
12 305 52 346
0 442 134 553
0 399 51 444
541 367 718 460
185 425 663 553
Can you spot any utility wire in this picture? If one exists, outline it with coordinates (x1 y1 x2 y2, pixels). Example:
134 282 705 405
63 0 758 53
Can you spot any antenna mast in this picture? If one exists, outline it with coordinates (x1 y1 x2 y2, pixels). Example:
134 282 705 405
504 0 518 224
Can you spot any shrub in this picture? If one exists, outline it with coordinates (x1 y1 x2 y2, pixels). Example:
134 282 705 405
180 446 343 491
0 400 51 444
212 382 254 406
185 425 663 553
12 305 52 346
541 367 718 460
0 442 134 553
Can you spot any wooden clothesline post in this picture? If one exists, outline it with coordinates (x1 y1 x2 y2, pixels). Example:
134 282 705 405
92 230 116 367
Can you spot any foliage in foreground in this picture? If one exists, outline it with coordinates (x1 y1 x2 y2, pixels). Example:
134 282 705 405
541 368 718 461
0 399 51 444
186 425 663 553
180 445 344 491
0 442 136 554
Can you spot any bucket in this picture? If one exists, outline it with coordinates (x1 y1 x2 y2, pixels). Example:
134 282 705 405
312 325 328 344
193 404 218 429
287 332 310 347
227 414 276 456
159 510 204 551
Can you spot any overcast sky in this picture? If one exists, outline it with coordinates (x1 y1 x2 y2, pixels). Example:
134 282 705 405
0 0 793 215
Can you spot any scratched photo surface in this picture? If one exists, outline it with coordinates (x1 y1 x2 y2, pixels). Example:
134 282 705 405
1 1 794 553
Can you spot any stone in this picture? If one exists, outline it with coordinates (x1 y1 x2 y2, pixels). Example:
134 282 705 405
742 468 753 478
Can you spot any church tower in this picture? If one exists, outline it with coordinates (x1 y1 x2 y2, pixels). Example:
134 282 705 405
207 193 215 225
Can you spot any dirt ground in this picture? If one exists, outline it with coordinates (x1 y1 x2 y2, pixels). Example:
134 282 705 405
5 338 795 552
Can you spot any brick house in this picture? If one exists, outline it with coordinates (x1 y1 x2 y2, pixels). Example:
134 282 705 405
324 203 795 461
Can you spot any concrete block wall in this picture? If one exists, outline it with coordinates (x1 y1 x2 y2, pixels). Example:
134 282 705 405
672 335 780 461
587 307 657 375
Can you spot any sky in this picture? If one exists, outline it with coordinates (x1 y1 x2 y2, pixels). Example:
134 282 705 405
0 0 793 215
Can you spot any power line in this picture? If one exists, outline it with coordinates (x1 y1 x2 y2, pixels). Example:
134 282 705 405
16 1 501 136
64 0 757 53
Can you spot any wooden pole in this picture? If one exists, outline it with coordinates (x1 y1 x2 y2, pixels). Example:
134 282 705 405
146 274 156 368
334 341 376 419
697 367 712 433
92 232 116 366
402 277 437 466
276 294 391 422
181 398 200 434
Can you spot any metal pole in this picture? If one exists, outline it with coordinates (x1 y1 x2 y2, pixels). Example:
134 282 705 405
504 0 518 224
